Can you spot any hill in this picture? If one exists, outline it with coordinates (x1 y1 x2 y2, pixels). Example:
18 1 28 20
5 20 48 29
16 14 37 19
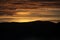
0 21 60 40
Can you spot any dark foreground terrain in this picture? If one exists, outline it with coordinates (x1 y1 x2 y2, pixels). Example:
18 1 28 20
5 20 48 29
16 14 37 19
0 21 60 40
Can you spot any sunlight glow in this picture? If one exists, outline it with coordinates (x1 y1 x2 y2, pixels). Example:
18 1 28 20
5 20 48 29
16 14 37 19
11 18 36 22
16 11 31 16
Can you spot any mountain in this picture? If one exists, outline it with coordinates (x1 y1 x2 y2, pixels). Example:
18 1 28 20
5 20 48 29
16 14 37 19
0 21 60 40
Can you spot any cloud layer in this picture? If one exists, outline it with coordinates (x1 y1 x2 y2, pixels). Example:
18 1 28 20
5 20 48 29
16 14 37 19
0 0 60 22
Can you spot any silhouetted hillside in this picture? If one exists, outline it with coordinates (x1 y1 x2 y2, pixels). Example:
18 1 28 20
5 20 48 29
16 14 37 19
0 21 60 40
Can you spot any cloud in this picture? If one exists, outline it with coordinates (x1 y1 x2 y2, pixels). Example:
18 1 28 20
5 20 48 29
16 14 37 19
29 0 60 2
0 0 60 10
0 0 7 2
0 6 60 17
0 11 15 16
0 18 14 22
0 0 60 22
16 8 60 15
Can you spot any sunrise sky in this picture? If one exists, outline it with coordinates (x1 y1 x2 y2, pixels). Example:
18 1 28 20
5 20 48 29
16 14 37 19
0 0 60 23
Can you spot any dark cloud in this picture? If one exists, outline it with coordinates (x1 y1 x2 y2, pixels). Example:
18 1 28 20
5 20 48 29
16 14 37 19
0 18 14 22
0 4 16 10
0 0 60 10
26 14 60 17
0 6 6 10
0 0 9 3
39 15 60 17
0 0 60 4
29 0 60 2
0 11 5 15
0 1 60 16
0 11 14 16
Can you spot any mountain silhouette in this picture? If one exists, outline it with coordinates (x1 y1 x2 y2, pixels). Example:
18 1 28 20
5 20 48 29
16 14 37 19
0 21 60 40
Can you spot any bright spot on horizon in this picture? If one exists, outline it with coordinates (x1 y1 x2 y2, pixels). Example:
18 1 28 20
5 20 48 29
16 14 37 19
12 19 35 22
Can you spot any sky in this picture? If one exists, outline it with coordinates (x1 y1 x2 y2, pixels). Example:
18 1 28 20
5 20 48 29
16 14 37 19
0 0 60 23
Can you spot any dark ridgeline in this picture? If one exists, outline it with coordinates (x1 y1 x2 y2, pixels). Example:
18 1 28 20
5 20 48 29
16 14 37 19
0 21 60 40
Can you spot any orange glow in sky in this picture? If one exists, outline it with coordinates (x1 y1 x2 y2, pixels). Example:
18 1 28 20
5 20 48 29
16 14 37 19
0 0 60 23
16 12 31 16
